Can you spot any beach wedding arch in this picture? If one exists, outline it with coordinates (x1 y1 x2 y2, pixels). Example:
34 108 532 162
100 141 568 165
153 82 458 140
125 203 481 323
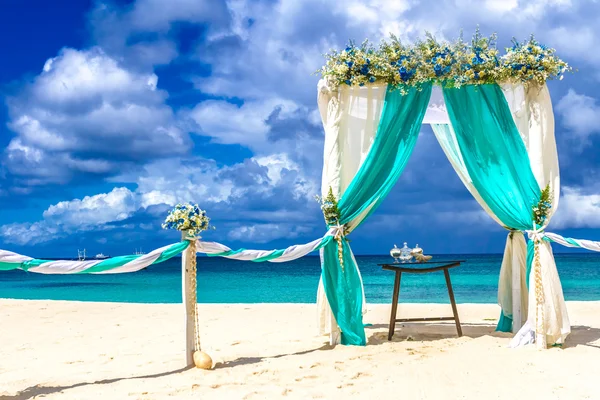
3 29 600 366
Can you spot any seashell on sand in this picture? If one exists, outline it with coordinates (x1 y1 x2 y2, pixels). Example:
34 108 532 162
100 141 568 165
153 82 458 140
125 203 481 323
193 351 213 369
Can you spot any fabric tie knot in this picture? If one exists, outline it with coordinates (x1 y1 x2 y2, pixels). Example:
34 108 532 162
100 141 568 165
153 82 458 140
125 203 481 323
331 224 345 240
527 224 546 242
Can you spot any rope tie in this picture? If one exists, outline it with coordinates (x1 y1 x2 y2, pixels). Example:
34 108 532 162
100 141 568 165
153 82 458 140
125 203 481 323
186 236 202 352
528 224 546 347
331 224 345 272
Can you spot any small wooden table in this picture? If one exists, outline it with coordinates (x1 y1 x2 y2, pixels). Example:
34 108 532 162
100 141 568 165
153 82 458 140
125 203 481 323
380 261 464 341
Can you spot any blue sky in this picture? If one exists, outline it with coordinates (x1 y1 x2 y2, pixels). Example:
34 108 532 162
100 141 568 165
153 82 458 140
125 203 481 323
1 0 600 257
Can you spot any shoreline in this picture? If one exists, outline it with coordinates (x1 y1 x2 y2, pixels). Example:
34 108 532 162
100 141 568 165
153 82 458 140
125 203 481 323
3 298 600 305
2 300 600 399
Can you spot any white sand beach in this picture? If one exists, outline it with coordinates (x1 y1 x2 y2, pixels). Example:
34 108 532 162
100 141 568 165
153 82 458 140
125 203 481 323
1 300 600 399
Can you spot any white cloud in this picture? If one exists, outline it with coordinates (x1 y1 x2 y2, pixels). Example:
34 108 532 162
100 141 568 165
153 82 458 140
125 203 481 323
556 89 600 142
43 187 138 227
4 47 189 185
0 153 319 245
0 187 138 245
551 187 600 229
484 0 518 13
127 0 231 32
0 222 64 247
227 223 313 243
187 98 318 151
548 26 600 65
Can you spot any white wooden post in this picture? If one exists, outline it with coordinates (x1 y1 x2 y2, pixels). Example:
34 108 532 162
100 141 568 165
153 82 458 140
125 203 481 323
182 232 194 366
511 236 522 333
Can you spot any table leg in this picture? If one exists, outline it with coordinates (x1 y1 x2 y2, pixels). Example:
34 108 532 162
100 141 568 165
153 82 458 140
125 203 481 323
444 268 462 337
388 271 402 341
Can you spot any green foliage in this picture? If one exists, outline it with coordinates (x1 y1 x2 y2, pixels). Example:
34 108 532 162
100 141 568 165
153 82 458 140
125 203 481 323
533 184 553 227
315 187 341 227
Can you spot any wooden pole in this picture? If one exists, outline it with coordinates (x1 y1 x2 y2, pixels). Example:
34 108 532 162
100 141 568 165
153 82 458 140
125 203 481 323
182 231 194 366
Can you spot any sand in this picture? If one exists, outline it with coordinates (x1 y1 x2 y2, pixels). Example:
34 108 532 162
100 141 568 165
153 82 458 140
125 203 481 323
1 300 600 400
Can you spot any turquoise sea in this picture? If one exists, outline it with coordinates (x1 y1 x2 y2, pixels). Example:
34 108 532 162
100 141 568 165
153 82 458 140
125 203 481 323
1 254 600 303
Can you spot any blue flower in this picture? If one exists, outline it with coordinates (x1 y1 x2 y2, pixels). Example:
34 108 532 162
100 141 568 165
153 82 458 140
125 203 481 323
369 76 376 82
344 79 351 85
360 64 369 75
434 64 442 76
398 67 414 82
390 61 397 66
359 82 364 86
365 58 370 64
346 61 354 68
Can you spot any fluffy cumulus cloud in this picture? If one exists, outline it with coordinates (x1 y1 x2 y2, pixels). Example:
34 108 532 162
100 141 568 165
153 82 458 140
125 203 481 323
43 187 138 227
551 187 600 229
556 89 600 141
0 187 137 245
3 47 189 186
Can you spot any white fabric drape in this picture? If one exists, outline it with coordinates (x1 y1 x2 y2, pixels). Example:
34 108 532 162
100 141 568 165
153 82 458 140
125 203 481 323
195 233 332 262
501 83 560 213
316 80 386 343
527 239 570 347
506 83 569 348
0 244 173 274
497 231 529 328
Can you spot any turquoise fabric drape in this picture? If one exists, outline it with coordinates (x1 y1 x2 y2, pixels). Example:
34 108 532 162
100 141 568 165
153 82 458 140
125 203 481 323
497 313 513 332
443 84 541 332
442 84 541 231
337 84 433 225
321 84 432 345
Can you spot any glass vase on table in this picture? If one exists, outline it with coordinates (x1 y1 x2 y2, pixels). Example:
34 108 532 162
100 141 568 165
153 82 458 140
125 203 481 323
390 244 402 263
399 242 413 263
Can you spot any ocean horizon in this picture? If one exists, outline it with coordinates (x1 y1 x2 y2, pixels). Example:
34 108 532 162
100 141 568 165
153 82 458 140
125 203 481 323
2 253 600 304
